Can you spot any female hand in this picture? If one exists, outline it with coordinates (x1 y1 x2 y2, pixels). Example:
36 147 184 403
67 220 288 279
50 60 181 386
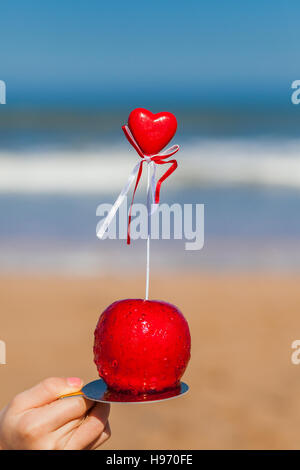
0 377 111 450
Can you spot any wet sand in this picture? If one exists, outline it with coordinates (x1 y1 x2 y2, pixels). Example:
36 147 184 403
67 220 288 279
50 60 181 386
1 274 300 449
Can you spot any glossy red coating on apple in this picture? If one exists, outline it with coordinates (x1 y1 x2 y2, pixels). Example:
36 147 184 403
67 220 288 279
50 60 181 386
128 108 177 156
93 299 191 394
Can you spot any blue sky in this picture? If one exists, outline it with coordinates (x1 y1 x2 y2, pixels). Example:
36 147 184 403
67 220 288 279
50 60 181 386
0 0 298 104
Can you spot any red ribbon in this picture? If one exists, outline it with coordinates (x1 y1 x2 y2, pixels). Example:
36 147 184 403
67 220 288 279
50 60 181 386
122 125 179 244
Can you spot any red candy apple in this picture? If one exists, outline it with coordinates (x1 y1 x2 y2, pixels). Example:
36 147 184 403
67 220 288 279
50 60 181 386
93 299 191 394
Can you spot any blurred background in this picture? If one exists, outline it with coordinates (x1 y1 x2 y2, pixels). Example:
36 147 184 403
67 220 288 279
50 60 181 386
1 0 300 450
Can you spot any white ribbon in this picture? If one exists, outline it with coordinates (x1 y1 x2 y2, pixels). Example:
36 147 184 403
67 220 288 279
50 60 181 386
96 156 158 239
97 124 179 241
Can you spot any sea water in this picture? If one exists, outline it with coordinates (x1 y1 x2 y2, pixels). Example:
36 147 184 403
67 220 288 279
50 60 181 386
0 105 300 274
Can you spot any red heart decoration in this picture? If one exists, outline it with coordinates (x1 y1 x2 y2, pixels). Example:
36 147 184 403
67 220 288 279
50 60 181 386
128 108 177 156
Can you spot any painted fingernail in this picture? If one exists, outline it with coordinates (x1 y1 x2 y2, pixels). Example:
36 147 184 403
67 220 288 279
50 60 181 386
67 377 83 388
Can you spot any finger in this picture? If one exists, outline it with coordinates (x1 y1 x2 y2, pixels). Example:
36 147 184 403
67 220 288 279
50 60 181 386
64 403 110 450
86 421 111 450
11 377 83 412
50 416 109 451
52 416 83 439
29 396 95 433
48 416 85 450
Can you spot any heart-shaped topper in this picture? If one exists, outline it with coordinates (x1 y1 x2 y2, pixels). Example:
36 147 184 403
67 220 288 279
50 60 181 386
128 108 177 156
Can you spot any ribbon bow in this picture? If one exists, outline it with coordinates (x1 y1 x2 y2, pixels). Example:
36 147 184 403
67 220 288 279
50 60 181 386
97 124 179 244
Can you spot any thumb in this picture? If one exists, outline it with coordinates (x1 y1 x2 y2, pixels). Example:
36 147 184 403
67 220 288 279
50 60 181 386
11 377 83 413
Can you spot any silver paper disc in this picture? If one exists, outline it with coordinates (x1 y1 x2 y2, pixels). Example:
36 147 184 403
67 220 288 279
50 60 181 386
81 379 189 404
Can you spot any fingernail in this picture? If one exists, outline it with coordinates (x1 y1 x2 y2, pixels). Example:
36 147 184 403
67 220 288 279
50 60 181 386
67 377 83 388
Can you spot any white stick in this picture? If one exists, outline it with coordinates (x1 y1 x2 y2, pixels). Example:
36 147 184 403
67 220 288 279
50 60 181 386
145 163 151 300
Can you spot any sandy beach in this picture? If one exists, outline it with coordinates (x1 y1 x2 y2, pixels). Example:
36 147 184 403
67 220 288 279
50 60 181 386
1 273 300 449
